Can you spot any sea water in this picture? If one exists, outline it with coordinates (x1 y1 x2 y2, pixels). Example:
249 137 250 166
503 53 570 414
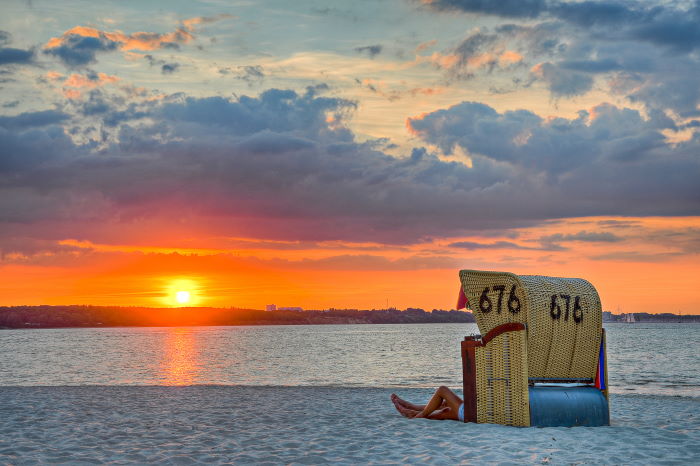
0 323 697 397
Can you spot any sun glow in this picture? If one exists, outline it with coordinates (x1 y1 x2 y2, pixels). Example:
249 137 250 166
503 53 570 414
164 278 201 306
175 290 191 304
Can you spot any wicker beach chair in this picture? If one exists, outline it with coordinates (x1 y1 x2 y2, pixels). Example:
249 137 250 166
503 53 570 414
458 270 610 427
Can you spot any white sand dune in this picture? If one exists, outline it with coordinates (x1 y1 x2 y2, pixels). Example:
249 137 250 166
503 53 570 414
0 386 697 464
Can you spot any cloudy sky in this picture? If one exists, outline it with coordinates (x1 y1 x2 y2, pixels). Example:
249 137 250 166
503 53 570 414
0 0 698 313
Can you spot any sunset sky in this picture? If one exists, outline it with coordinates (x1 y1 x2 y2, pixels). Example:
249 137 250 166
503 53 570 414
0 0 698 313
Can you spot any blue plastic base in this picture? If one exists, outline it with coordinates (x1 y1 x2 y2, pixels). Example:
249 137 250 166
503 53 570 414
529 386 609 427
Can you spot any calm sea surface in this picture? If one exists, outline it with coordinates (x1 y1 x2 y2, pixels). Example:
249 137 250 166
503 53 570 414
0 323 697 397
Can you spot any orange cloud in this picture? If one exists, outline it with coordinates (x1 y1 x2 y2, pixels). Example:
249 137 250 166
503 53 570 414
45 25 191 52
405 112 430 136
44 14 232 53
360 78 443 101
427 51 459 69
58 72 119 99
530 62 546 77
62 88 81 99
64 72 119 88
2 216 699 313
415 39 437 53
409 87 444 96
45 71 64 81
498 50 523 66
58 239 225 256
417 49 522 71
466 50 522 69
466 52 496 68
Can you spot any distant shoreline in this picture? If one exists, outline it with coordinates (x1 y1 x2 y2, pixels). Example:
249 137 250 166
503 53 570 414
1 305 699 329
0 305 474 329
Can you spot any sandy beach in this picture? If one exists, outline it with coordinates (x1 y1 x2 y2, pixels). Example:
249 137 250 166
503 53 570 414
0 386 697 464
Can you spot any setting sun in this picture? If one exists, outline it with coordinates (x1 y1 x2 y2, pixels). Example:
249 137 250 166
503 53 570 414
163 278 201 306
175 291 191 304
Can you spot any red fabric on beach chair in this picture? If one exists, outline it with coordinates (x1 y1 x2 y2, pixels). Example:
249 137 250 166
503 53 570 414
456 286 468 310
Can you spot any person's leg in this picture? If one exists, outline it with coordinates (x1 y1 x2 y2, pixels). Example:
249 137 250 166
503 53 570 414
414 386 462 420
393 395 450 413
392 402 421 418
391 393 425 411
425 407 455 420
391 393 450 416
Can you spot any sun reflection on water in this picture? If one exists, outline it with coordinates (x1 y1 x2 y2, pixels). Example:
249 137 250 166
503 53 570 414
162 328 198 385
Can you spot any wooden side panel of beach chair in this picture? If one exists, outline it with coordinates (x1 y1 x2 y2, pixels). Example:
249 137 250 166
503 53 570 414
518 275 602 380
472 324 530 427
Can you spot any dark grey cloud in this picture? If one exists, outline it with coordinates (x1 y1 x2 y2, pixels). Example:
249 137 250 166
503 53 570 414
532 62 593 97
2 88 698 246
144 54 180 75
354 44 383 58
448 239 567 252
495 22 565 56
448 240 530 250
0 121 77 175
0 47 34 65
238 65 264 82
558 58 621 73
220 65 265 86
0 236 92 264
539 231 623 244
0 88 517 242
161 63 179 74
43 34 119 67
0 30 35 66
408 100 699 217
435 13 700 113
157 88 356 138
454 32 496 58
449 31 500 75
505 23 700 114
425 1 700 52
625 4 700 52
550 1 640 27
590 251 683 263
423 0 546 18
596 219 640 229
0 109 69 130
626 59 700 117
636 227 700 255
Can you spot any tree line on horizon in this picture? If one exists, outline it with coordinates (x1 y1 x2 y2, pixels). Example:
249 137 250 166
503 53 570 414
0 306 697 329
0 305 476 329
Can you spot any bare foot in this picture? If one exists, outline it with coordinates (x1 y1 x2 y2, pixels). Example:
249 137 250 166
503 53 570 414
391 395 421 418
390 393 425 411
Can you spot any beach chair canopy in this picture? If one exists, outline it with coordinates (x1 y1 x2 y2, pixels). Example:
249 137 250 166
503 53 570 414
459 269 602 381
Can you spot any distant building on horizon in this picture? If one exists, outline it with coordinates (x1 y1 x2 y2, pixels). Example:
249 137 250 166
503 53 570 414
265 304 303 312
